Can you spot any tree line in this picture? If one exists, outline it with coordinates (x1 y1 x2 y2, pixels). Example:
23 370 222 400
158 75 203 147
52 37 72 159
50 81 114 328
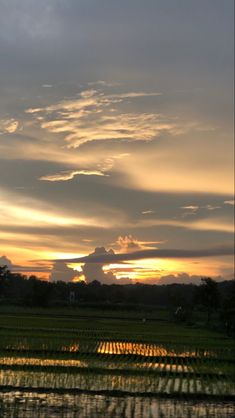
0 265 234 333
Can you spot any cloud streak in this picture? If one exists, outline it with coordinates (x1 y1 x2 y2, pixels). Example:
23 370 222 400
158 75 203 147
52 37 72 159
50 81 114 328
56 246 234 264
0 255 50 274
224 200 234 206
39 169 108 182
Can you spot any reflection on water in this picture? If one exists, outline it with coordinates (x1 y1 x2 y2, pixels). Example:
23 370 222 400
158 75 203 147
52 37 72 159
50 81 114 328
97 341 198 357
0 391 234 418
58 340 233 360
3 337 231 358
0 339 234 399
0 335 234 359
0 369 234 396
62 343 80 352
0 356 192 373
0 357 87 368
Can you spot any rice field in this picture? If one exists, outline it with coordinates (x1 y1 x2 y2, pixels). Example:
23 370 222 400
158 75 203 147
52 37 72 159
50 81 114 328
1 391 234 418
0 310 234 417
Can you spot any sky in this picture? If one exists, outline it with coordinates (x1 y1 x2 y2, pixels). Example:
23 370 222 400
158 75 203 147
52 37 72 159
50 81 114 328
0 0 234 285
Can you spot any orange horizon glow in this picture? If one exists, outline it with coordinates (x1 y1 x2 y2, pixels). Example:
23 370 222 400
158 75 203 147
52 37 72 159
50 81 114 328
7 253 233 284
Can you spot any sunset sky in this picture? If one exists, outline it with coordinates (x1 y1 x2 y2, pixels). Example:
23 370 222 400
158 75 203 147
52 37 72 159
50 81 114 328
0 0 234 284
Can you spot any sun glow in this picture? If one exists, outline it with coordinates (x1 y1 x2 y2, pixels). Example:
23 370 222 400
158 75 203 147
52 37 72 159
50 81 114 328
103 259 181 281
102 256 233 283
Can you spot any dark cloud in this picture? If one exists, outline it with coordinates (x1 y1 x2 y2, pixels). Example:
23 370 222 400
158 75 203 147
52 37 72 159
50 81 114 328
155 273 226 285
49 261 80 283
0 255 49 273
56 246 234 264
0 158 233 232
0 0 233 99
81 247 129 284
82 262 116 284
49 247 132 284
0 255 12 268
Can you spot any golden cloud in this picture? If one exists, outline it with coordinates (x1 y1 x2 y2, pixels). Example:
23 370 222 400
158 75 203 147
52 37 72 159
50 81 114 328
25 89 184 148
0 118 19 134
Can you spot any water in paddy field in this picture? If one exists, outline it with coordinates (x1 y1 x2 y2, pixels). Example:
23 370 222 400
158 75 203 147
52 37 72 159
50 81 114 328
0 392 234 418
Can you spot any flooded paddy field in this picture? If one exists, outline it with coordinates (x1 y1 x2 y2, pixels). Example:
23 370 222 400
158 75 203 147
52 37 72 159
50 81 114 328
0 309 234 416
0 391 234 418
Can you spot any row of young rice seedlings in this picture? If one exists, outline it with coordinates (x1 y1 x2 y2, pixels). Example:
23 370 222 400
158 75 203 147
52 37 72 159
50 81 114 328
1 333 234 396
1 344 234 381
185 356 235 396
0 368 169 393
2 329 233 361
94 340 235 361
2 321 234 348
0 357 233 396
0 344 171 368
129 354 234 396
0 329 197 355
98 348 234 396
0 354 170 376
95 341 181 357
1 340 231 375
0 324 169 344
0 334 79 351
192 355 235 396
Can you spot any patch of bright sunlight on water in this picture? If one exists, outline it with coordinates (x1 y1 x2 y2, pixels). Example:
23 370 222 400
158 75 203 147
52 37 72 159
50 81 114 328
96 341 198 356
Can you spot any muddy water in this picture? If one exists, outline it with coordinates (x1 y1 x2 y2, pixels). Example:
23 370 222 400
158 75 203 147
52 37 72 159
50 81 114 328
0 391 234 418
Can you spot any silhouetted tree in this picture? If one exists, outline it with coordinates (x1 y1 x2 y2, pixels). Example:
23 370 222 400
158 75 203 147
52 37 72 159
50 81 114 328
195 277 220 323
220 280 235 335
0 265 13 299
27 277 52 307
